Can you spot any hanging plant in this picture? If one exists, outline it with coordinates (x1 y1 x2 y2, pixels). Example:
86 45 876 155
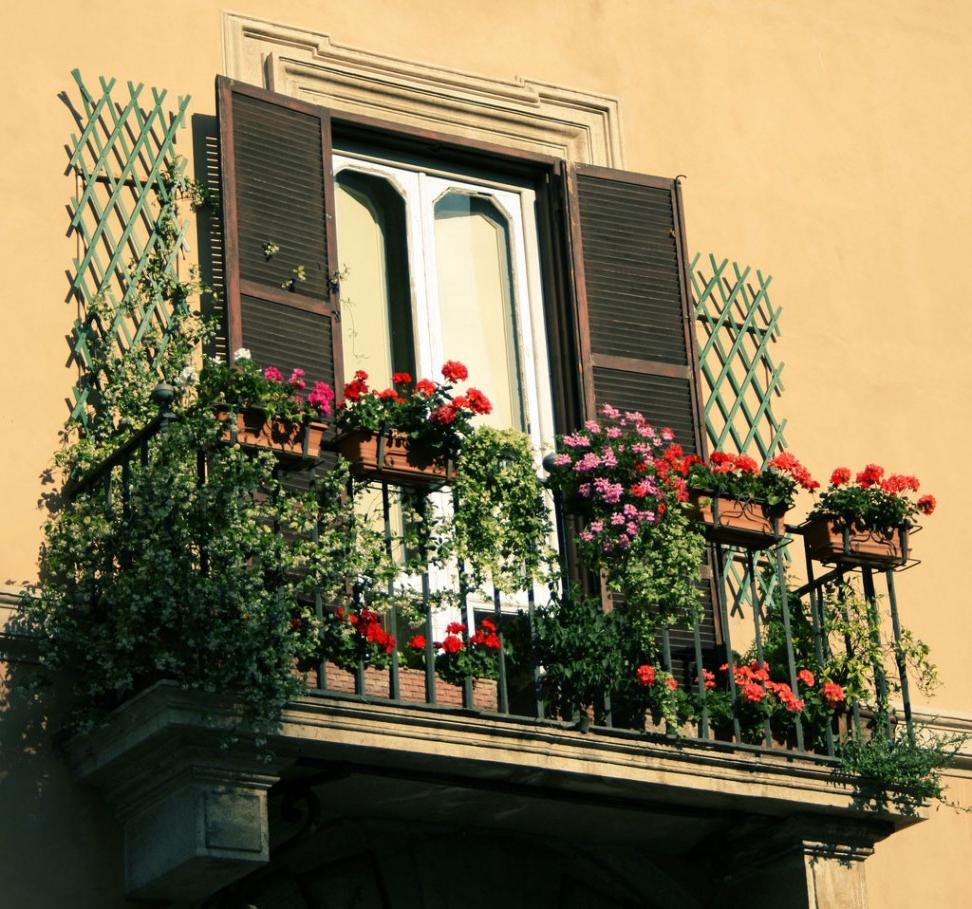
450 426 554 594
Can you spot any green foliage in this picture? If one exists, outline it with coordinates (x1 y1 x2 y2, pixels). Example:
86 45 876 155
610 503 707 634
451 427 554 594
25 413 394 738
837 726 964 813
535 591 625 721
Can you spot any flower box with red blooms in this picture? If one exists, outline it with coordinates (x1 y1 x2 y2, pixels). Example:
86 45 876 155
804 464 936 567
705 660 849 747
682 450 819 548
335 360 492 486
404 619 504 685
200 349 335 460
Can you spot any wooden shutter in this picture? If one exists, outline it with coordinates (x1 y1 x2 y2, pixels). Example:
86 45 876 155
565 164 705 453
563 163 720 660
217 77 342 393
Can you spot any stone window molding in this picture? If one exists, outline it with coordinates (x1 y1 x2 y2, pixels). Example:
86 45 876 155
221 12 623 167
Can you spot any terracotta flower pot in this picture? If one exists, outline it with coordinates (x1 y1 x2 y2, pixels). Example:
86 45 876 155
687 491 786 549
336 429 455 487
804 516 908 568
215 406 327 460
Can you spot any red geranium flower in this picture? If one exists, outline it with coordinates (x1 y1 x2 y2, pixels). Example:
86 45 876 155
822 681 845 708
830 467 851 486
415 378 436 396
441 360 468 382
408 634 427 650
465 387 492 415
441 634 463 654
797 669 815 687
430 404 458 425
392 372 413 385
856 464 884 488
636 665 656 686
917 494 936 515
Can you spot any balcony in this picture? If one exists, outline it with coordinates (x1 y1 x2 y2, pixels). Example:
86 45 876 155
45 388 935 906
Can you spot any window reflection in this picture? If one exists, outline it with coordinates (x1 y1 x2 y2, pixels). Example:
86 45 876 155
334 170 415 390
434 193 526 431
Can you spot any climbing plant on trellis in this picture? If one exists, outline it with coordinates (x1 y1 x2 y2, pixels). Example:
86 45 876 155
65 68 191 429
692 253 789 613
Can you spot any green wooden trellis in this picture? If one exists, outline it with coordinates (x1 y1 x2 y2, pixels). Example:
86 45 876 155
692 253 787 462
65 69 191 427
692 253 789 614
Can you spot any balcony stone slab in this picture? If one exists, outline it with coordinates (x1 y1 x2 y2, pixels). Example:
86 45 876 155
65 681 919 905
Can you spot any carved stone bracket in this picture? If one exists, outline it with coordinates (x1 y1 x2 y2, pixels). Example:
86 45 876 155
221 12 623 167
65 684 287 901
719 816 892 909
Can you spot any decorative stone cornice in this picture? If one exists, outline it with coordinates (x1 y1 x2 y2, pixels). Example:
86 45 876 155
221 12 623 167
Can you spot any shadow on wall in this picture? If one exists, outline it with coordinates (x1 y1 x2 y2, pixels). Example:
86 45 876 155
0 636 128 907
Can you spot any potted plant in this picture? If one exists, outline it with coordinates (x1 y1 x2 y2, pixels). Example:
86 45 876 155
335 360 491 487
544 404 707 632
197 348 335 460
681 449 819 548
804 465 936 566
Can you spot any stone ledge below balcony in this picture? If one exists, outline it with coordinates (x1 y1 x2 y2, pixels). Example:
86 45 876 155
65 681 920 905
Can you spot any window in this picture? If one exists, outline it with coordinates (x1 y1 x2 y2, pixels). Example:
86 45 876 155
331 150 555 453
215 77 713 632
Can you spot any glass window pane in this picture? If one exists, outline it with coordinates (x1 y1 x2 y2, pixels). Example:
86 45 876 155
434 193 525 431
335 170 415 391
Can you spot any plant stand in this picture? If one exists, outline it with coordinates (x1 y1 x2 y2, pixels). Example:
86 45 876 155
803 517 909 568
336 429 455 487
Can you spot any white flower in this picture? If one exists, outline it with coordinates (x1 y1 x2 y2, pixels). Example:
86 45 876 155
175 365 198 386
233 347 252 362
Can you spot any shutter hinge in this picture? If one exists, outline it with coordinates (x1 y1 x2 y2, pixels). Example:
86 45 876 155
328 271 342 295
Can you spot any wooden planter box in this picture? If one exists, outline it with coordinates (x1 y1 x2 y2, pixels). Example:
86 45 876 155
216 406 327 460
336 429 455 487
687 491 786 549
804 517 908 568
317 661 497 709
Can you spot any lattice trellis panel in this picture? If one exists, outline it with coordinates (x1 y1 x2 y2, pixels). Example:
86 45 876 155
692 253 787 463
66 69 191 426
692 253 789 614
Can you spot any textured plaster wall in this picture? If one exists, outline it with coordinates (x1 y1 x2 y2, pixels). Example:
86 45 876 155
0 1 970 904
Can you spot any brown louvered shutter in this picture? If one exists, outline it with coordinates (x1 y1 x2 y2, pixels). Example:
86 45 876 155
563 163 720 661
217 78 342 393
566 164 704 454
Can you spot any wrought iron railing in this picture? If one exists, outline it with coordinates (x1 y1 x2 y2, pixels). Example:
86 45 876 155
62 390 916 765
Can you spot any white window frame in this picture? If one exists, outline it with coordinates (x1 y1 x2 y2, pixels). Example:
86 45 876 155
332 150 558 631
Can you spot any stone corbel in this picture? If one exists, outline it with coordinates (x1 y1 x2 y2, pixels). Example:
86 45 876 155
717 815 892 909
65 683 287 902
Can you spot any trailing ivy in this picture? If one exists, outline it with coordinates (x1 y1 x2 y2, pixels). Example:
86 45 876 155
450 426 554 594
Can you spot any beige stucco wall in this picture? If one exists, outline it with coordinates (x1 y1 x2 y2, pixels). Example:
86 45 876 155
1 0 970 903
